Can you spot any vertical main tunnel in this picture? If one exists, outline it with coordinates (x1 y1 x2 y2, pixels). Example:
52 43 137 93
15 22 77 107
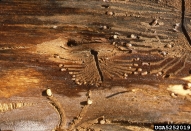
90 49 104 82
181 0 191 46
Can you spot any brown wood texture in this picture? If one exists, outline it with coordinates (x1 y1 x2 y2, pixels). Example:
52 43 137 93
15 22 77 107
0 0 191 131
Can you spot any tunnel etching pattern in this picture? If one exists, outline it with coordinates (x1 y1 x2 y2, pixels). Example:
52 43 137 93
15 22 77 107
36 0 191 87
37 35 190 87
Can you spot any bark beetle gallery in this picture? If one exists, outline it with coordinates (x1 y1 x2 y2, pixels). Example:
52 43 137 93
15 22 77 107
0 0 191 131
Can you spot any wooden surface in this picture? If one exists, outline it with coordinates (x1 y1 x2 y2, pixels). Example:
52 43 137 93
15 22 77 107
0 0 191 131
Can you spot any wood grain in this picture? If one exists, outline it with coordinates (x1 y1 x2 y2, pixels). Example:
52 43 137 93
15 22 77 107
0 0 191 130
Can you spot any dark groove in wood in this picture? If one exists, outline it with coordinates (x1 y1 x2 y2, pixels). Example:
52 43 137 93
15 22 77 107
182 0 191 46
90 49 104 82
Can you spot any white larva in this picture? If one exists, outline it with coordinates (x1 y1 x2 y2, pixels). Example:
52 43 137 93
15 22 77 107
58 64 63 67
142 62 150 66
60 68 67 71
136 58 140 61
141 71 148 76
130 34 137 39
188 83 191 88
137 68 142 72
134 63 139 67
171 93 177 98
100 120 106 124
69 72 73 74
184 83 191 89
87 98 93 105
46 89 52 97
103 25 107 29
124 73 128 77
106 11 113 16
53 25 58 29
113 35 118 39
166 44 172 48
158 72 163 76
126 43 132 47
